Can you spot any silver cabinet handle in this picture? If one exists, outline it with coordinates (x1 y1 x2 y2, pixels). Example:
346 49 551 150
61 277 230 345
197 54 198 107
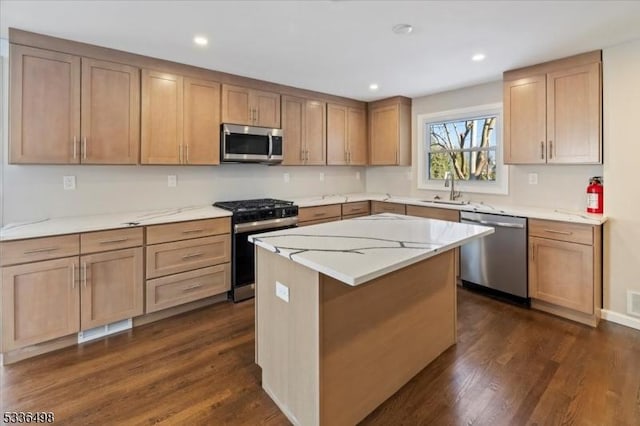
306 150 309 161
99 238 128 245
24 247 59 254
543 229 572 235
82 262 88 288
530 243 535 262
71 263 76 289
83 137 87 159
179 144 183 163
548 140 553 159
182 229 204 234
183 283 203 292
186 144 189 163
182 252 204 260
313 212 327 217
73 136 77 159
540 141 544 160
344 151 348 162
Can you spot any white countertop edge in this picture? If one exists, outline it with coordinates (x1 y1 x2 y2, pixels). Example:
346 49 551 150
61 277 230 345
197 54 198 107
250 227 494 286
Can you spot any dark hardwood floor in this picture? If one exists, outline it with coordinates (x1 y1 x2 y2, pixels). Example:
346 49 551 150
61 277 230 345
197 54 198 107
2 289 640 425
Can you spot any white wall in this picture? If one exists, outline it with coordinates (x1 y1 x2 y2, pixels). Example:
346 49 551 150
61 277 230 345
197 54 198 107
0 41 365 225
602 38 640 317
366 81 603 211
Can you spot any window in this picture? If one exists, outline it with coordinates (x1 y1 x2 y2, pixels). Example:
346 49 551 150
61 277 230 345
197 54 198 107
417 103 508 195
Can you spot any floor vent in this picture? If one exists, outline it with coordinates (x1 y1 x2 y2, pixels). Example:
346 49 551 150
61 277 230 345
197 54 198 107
627 291 640 317
78 319 132 344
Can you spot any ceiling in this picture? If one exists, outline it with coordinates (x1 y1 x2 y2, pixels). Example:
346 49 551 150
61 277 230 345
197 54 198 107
2 1 640 101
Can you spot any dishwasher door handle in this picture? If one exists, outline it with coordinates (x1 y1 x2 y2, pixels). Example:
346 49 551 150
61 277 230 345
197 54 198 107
462 218 525 229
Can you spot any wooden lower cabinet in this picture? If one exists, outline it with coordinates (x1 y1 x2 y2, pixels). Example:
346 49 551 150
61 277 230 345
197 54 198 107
80 247 144 329
528 219 601 326
298 204 342 223
2 257 80 351
146 235 231 279
371 201 406 215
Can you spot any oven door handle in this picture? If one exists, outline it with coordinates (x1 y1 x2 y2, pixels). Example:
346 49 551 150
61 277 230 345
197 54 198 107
235 216 298 233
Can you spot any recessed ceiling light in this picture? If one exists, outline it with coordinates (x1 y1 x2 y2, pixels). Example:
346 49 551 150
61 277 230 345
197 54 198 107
472 53 486 62
369 83 379 91
193 35 208 46
392 24 413 35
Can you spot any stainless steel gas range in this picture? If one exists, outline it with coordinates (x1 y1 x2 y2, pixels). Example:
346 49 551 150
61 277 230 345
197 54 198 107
213 199 298 302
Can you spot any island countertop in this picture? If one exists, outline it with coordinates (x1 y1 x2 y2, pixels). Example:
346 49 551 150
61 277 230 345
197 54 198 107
249 213 494 286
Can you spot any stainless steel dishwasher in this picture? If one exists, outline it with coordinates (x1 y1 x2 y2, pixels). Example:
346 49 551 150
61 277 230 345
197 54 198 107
460 211 528 304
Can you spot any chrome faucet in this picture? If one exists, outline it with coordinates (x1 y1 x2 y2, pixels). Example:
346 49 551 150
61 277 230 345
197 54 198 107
444 171 462 201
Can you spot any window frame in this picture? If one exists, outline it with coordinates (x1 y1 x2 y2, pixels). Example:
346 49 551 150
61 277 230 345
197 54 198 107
416 103 508 195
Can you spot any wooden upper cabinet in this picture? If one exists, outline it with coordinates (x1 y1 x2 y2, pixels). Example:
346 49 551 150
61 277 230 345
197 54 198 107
10 45 80 164
141 70 184 164
368 97 411 166
81 58 140 164
184 78 221 165
327 104 366 165
503 50 602 165
221 84 280 127
282 96 326 165
347 107 367 165
503 75 546 164
547 62 601 164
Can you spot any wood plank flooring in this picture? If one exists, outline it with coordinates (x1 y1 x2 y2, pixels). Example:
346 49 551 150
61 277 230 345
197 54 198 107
2 288 640 425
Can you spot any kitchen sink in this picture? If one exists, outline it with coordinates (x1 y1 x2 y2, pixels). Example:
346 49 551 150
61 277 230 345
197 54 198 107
421 199 470 205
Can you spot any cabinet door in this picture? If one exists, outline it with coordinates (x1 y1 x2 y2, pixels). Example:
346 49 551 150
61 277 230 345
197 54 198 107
281 96 305 165
184 78 221 165
529 237 594 314
141 70 183 164
348 107 367 165
547 63 601 164
327 104 348 165
305 100 327 165
221 84 251 125
369 105 398 165
80 247 143 330
81 58 140 164
252 89 281 128
10 45 80 164
2 257 80 351
503 75 546 164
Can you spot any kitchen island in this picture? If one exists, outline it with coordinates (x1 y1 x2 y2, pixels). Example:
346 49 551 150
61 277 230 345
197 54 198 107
249 213 493 426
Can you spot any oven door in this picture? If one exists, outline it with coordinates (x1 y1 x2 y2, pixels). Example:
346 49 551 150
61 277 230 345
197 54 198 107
233 217 297 302
221 124 283 164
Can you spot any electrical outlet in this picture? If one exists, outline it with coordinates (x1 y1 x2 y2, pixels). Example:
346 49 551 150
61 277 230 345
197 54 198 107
167 175 177 187
63 176 76 190
283 173 290 183
276 281 290 303
406 171 412 181
356 171 361 180
319 172 325 182
528 173 538 185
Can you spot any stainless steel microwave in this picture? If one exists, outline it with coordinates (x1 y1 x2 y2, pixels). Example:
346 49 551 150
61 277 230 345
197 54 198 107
221 124 283 164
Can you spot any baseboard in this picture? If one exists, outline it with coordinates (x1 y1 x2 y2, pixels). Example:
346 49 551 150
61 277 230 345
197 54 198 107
601 309 640 331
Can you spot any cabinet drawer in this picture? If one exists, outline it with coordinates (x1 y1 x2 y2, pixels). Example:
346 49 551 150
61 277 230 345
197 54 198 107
1 235 79 266
81 228 143 254
146 264 230 313
146 217 231 245
341 201 370 216
371 201 406 215
298 217 339 227
529 219 593 245
406 205 459 222
298 204 341 222
146 235 230 279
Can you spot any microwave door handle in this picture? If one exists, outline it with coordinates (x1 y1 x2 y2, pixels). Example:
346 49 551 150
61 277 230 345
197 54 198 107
268 133 273 158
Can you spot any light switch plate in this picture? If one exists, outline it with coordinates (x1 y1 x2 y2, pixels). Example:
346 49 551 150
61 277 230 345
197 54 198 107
63 175 76 190
319 172 325 182
168 175 177 187
283 173 290 183
528 173 538 185
356 171 361 180
276 281 290 303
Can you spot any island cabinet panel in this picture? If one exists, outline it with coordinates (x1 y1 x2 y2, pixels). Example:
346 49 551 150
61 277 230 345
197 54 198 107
371 201 406 215
81 58 140 164
2 257 80 351
10 45 80 164
528 219 601 326
80 247 144 330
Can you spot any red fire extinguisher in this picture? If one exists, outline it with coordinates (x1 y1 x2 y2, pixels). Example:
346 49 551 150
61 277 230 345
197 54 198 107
587 176 603 214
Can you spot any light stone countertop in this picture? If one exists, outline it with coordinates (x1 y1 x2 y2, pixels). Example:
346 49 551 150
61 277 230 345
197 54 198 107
0 206 232 241
290 193 607 225
249 213 494 286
